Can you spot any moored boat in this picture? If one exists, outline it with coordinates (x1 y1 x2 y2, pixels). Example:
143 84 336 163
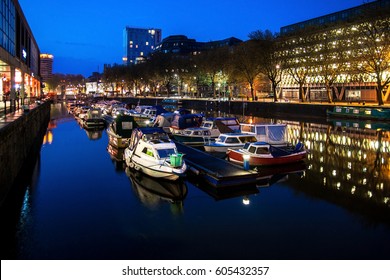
327 106 390 121
239 123 289 146
171 127 212 146
106 114 138 148
124 127 187 180
226 141 307 166
204 133 258 153
83 107 106 129
171 116 240 146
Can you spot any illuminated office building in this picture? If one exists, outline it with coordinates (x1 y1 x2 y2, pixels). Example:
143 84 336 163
40 53 53 82
0 0 41 100
123 27 162 65
278 0 390 103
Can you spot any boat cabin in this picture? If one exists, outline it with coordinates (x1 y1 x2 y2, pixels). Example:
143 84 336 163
239 123 288 146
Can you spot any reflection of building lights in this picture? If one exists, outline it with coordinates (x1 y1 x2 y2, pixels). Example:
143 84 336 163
323 177 327 186
320 166 323 173
347 150 351 158
336 182 341 189
347 173 351 180
242 196 250 205
363 178 367 185
332 170 337 176
363 167 367 172
351 186 356 194
320 156 324 163
367 191 372 198
348 162 352 169
384 197 389 204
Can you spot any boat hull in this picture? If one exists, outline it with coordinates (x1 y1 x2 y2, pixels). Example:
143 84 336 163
107 134 129 148
226 149 307 166
124 150 186 181
204 143 242 153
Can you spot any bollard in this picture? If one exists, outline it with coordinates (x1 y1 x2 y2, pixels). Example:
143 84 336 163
243 154 250 170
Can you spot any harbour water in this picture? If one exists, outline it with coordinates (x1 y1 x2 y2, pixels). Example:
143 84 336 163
1 102 390 260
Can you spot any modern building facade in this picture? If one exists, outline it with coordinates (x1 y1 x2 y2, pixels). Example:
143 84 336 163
40 53 53 83
123 27 162 65
0 0 41 101
278 0 390 103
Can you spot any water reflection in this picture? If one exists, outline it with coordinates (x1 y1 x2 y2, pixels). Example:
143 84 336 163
125 167 188 215
83 127 105 140
2 103 389 260
107 144 126 172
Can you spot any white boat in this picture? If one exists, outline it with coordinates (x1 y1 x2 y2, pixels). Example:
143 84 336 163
171 116 239 146
129 105 167 126
239 123 289 146
204 133 258 153
124 127 187 180
172 127 213 146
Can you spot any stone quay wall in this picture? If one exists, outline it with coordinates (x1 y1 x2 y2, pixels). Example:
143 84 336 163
0 102 50 205
121 98 333 120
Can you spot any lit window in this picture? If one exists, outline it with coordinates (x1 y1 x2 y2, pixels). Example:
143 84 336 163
146 42 149 46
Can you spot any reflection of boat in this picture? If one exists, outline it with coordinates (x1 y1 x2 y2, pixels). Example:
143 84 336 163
107 144 125 162
84 127 104 140
124 127 187 180
227 141 307 166
106 115 138 148
204 133 258 153
126 167 187 213
331 119 390 131
327 106 390 121
239 123 289 146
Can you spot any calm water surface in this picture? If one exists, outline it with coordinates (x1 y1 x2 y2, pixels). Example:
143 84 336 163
2 103 390 260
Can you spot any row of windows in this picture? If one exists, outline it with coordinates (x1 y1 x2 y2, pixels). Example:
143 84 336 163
0 0 15 55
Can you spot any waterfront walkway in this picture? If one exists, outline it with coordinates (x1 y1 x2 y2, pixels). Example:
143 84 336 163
0 100 39 130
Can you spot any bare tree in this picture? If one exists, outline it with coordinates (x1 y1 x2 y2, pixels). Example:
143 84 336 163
249 30 283 102
231 40 262 100
354 11 390 105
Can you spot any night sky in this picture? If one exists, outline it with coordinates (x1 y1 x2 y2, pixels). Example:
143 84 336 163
19 0 366 77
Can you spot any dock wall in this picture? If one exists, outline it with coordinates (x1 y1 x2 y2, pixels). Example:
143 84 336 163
119 97 333 121
0 102 51 205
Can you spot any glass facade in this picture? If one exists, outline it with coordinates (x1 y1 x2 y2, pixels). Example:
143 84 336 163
0 0 41 99
123 27 162 65
0 0 16 56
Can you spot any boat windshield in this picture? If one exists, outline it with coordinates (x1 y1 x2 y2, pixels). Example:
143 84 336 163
156 148 177 159
243 142 251 149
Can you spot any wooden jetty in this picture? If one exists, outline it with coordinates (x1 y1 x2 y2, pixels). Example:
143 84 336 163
174 142 259 188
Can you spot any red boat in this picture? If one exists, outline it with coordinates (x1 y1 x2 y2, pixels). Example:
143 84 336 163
226 141 307 166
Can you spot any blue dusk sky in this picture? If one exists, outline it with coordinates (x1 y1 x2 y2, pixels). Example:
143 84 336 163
19 0 366 77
